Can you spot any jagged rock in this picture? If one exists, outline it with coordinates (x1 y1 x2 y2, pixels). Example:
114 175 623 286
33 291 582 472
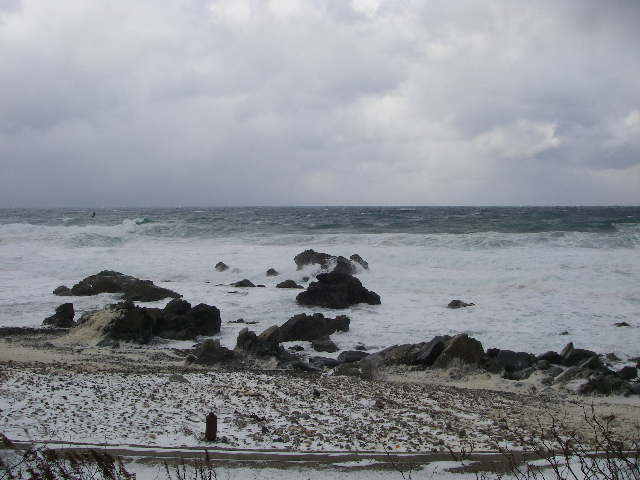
547 366 563 377
235 326 284 357
277 313 350 342
276 280 304 289
578 356 604 370
486 349 536 374
337 350 370 363
163 298 191 315
618 366 638 380
214 262 229 272
193 339 236 364
537 351 563 364
294 249 334 270
432 334 485 368
309 356 341 368
231 279 256 288
266 268 279 277
288 345 304 352
311 336 338 353
54 271 181 302
349 254 369 270
447 300 475 309
631 383 640 395
43 303 75 328
366 336 452 368
560 343 598 366
53 285 71 295
296 272 381 309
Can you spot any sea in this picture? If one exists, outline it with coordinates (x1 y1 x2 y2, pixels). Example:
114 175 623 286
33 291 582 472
1 206 639 359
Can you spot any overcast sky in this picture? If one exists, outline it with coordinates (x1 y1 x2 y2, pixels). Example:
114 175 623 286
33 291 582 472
1 0 639 206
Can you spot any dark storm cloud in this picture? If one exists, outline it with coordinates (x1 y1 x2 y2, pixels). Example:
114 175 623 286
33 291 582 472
0 0 638 206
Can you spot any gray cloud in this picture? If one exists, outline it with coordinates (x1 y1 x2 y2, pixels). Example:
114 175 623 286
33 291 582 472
0 0 639 206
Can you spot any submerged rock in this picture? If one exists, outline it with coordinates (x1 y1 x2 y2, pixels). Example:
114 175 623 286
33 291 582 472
43 303 75 328
276 280 304 289
214 262 229 272
235 326 284 358
231 279 256 288
486 349 536 374
447 300 475 309
266 268 279 277
53 270 181 302
296 272 381 309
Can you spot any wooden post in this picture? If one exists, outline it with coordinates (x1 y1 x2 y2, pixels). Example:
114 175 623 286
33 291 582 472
205 412 217 441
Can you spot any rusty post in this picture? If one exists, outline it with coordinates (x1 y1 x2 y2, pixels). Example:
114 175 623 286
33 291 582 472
205 412 217 441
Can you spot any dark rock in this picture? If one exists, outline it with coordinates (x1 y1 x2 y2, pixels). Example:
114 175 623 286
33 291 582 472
578 373 630 395
193 339 236 364
432 334 485 368
365 337 452 368
333 362 362 376
618 366 638 380
349 254 369 270
553 366 590 384
337 350 370 363
311 336 338 353
614 322 630 327
302 276 310 282
447 300 475 309
536 351 563 364
331 256 357 275
630 383 640 395
167 374 189 383
560 343 598 366
53 285 71 295
605 353 621 362
536 360 551 370
266 268 279 277
414 336 452 367
309 356 341 368
257 285 266 288
354 344 368 351
294 249 333 270
486 349 536 374
43 303 75 328
235 326 284 358
163 298 191 316
503 366 535 381
296 272 381 309
578 356 604 370
278 313 350 342
288 345 304 352
214 262 229 272
276 280 304 289
56 270 181 302
559 331 569 336
286 360 321 373
231 279 256 288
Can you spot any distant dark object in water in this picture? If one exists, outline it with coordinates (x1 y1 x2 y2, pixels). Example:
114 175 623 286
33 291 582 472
349 254 369 270
276 280 304 289
296 272 381 309
91 211 96 218
231 279 255 287
559 331 569 335
266 268 279 277
214 262 229 272
614 322 630 327
447 300 475 309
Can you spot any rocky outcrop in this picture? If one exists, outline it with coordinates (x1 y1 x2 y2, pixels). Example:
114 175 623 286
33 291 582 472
337 351 370 363
294 249 334 270
296 272 381 309
214 262 229 272
68 300 221 345
266 268 279 277
486 349 536 374
276 280 304 289
432 334 485 368
277 313 350 342
192 339 237 365
560 342 598 366
231 279 256 287
312 336 338 353
53 271 181 302
293 249 361 275
367 336 452 368
235 326 284 358
43 303 75 328
447 300 475 309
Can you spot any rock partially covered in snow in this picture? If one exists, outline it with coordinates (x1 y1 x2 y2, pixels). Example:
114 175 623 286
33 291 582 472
296 272 381 309
53 270 181 302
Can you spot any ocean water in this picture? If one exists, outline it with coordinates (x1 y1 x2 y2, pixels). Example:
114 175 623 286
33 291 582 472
1 206 639 358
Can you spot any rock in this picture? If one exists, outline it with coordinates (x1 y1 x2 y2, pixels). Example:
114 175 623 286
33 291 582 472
231 279 256 287
331 256 357 275
536 360 551 370
235 327 284 358
618 366 638 380
447 300 475 309
294 249 333 270
553 366 590 384
163 298 191 315
43 303 75 328
53 285 71 295
354 344 368 351
578 356 604 370
503 366 536 381
55 270 181 302
630 383 640 395
560 343 598 366
288 345 304 351
349 254 369 270
486 349 536 374
167 374 189 383
311 336 338 353
276 280 304 289
302 276 310 282
214 262 229 272
296 272 381 309
257 285 266 288
547 366 563 378
414 336 452 367
432 334 485 368
266 268 279 277
614 322 630 327
277 313 350 342
309 356 341 368
287 360 321 373
559 331 569 336
337 350 370 363
365 337 452 368
193 339 236 364
333 362 363 377
605 353 621 362
578 373 630 395
536 351 563 364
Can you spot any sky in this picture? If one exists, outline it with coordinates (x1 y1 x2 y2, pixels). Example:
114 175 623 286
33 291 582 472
0 0 639 207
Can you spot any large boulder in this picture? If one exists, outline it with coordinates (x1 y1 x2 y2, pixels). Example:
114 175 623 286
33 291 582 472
536 351 563 364
486 349 537 374
277 313 350 342
311 336 338 353
578 373 631 395
296 272 381 309
192 339 237 365
369 336 452 368
154 302 221 340
53 271 181 302
432 334 485 368
43 303 75 328
235 326 284 357
560 342 599 366
331 256 357 275
294 249 333 270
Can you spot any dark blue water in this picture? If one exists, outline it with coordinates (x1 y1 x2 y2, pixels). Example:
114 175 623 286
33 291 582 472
0 206 638 237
